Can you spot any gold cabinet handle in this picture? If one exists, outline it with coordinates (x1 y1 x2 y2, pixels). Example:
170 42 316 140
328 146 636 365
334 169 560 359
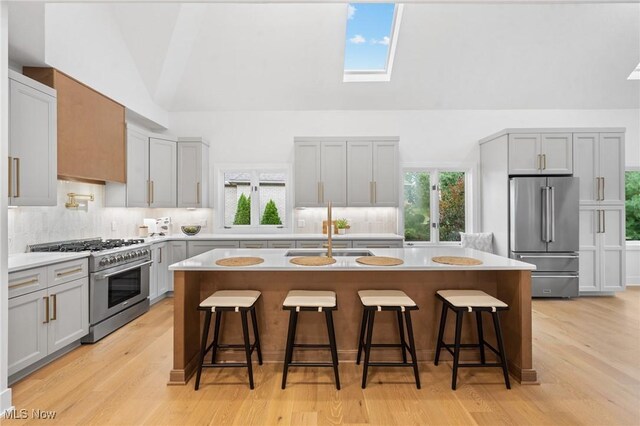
14 157 20 197
542 154 546 170
147 180 151 204
317 182 321 204
51 294 57 321
244 244 264 249
43 296 50 324
373 181 377 204
537 154 541 170
370 181 374 204
601 210 605 234
196 182 201 204
8 156 12 198
9 278 40 289
320 182 325 204
151 180 155 204
159 247 162 263
56 267 83 277
600 177 605 201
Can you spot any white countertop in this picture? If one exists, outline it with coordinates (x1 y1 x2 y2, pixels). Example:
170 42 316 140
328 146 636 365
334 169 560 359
144 233 403 242
9 252 90 273
169 247 536 272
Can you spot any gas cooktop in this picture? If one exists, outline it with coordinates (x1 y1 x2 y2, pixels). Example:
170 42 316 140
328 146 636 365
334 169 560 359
29 238 146 253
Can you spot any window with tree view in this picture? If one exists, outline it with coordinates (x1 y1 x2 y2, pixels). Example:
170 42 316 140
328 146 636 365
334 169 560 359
404 170 467 243
626 171 640 240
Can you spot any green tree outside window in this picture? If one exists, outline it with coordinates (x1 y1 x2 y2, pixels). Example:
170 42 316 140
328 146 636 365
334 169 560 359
626 171 640 240
261 199 283 225
233 193 251 225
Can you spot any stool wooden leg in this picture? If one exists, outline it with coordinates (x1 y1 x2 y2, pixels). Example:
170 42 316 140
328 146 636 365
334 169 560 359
250 307 263 365
194 310 212 391
281 310 298 389
241 310 254 390
491 311 511 390
451 311 463 390
325 310 341 390
397 311 407 364
404 311 421 389
361 310 376 389
356 309 369 365
210 311 222 364
434 303 448 366
475 311 486 364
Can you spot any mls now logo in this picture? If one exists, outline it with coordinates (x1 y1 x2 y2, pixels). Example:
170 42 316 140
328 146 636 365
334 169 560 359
5 408 57 420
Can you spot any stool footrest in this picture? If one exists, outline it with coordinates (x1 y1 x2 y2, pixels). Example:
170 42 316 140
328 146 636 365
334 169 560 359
366 343 410 349
292 343 331 349
202 362 250 368
288 362 334 367
367 362 415 367
457 362 503 368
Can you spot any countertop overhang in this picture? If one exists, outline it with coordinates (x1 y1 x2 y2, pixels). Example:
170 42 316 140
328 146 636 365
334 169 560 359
169 247 536 272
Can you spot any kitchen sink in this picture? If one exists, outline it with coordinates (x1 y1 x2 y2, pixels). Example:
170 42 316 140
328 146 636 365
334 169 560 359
285 250 374 257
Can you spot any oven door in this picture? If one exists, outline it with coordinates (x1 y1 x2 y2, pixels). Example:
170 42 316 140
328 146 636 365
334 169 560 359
90 259 152 324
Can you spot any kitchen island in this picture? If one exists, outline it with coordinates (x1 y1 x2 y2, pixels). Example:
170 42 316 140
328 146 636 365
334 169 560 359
168 247 537 385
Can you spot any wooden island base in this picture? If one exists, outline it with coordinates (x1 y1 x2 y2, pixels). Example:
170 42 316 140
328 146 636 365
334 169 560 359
170 270 536 386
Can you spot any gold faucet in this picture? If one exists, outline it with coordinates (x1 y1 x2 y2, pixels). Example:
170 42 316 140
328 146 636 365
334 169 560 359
326 201 332 258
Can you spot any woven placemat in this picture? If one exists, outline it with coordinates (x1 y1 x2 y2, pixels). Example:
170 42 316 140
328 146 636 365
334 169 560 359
356 256 404 266
216 257 264 267
432 256 483 266
290 256 337 266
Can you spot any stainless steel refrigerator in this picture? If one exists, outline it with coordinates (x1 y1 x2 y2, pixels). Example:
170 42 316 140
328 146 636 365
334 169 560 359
509 177 579 297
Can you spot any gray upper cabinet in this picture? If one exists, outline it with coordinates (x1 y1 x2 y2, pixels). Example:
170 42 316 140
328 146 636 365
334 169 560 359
294 141 322 207
347 140 399 207
320 141 348 206
8 71 57 206
508 133 572 175
125 128 150 207
177 138 210 208
149 137 177 208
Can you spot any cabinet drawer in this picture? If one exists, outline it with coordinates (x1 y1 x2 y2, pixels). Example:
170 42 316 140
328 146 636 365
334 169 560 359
352 240 403 249
267 240 296 249
240 240 268 249
47 259 88 287
187 241 240 257
295 240 352 249
9 267 47 299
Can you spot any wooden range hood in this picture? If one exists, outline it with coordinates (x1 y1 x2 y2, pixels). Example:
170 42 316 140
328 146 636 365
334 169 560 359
23 67 126 184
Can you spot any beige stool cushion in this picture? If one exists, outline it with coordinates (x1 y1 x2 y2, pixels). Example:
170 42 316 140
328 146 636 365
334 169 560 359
437 290 507 309
283 290 336 308
358 290 416 307
200 290 261 309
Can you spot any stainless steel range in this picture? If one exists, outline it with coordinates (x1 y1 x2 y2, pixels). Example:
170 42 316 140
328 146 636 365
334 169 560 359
30 238 152 343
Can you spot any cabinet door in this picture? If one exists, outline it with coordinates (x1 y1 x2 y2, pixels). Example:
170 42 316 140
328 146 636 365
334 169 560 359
149 138 177 208
508 134 541 175
598 133 625 205
578 208 599 292
8 78 57 206
8 290 48 376
320 141 347 206
150 243 168 299
372 141 398 206
600 208 625 291
239 240 268 249
168 241 187 291
347 141 373 207
177 142 202 208
126 129 150 207
149 245 159 300
187 241 240 258
573 133 599 204
295 142 321 207
47 279 89 353
540 133 572 175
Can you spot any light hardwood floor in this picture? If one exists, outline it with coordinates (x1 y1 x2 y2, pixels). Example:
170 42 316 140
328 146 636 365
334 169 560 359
2 288 639 426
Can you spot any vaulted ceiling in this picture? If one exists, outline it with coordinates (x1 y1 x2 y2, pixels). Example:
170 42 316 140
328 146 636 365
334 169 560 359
10 2 640 113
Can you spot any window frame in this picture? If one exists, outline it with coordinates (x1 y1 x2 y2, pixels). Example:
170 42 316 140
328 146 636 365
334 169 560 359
214 163 292 233
625 167 640 242
400 164 474 246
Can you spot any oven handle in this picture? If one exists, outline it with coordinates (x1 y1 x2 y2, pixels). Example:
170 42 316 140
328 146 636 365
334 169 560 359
96 260 154 280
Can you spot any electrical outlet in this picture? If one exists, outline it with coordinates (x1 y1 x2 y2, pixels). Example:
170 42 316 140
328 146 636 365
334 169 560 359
111 221 117 232
297 220 305 228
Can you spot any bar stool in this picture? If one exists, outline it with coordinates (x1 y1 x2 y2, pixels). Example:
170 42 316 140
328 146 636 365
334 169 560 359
281 290 340 390
356 290 420 389
434 289 511 390
194 290 262 390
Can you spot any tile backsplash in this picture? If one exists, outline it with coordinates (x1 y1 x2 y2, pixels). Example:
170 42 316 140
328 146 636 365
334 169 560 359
293 207 398 234
8 181 213 254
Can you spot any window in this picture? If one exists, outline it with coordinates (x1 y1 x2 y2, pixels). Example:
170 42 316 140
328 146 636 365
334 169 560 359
403 169 468 243
626 170 640 240
221 168 289 229
343 3 403 82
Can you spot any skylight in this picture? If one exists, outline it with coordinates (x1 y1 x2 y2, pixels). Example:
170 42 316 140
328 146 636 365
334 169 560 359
343 3 403 83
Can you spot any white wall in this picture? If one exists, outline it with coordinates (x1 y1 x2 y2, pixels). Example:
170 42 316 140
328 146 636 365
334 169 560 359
0 2 11 415
43 4 168 128
169 109 640 168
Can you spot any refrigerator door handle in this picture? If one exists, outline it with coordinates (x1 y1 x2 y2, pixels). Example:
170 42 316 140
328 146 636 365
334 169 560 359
541 187 547 242
550 186 555 242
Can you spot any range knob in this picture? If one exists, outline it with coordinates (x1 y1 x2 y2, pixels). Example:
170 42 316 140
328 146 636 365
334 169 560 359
99 258 108 267
142 249 149 256
123 252 132 260
115 255 124 262
137 250 143 257
108 256 116 265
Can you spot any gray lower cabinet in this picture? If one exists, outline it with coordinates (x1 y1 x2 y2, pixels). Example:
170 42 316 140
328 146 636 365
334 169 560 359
168 241 188 291
352 240 403 249
240 240 268 249
267 240 296 249
150 242 168 301
8 268 89 377
295 240 352 249
187 241 240 258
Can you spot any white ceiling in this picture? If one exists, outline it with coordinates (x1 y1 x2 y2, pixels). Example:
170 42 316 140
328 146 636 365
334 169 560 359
12 2 640 112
